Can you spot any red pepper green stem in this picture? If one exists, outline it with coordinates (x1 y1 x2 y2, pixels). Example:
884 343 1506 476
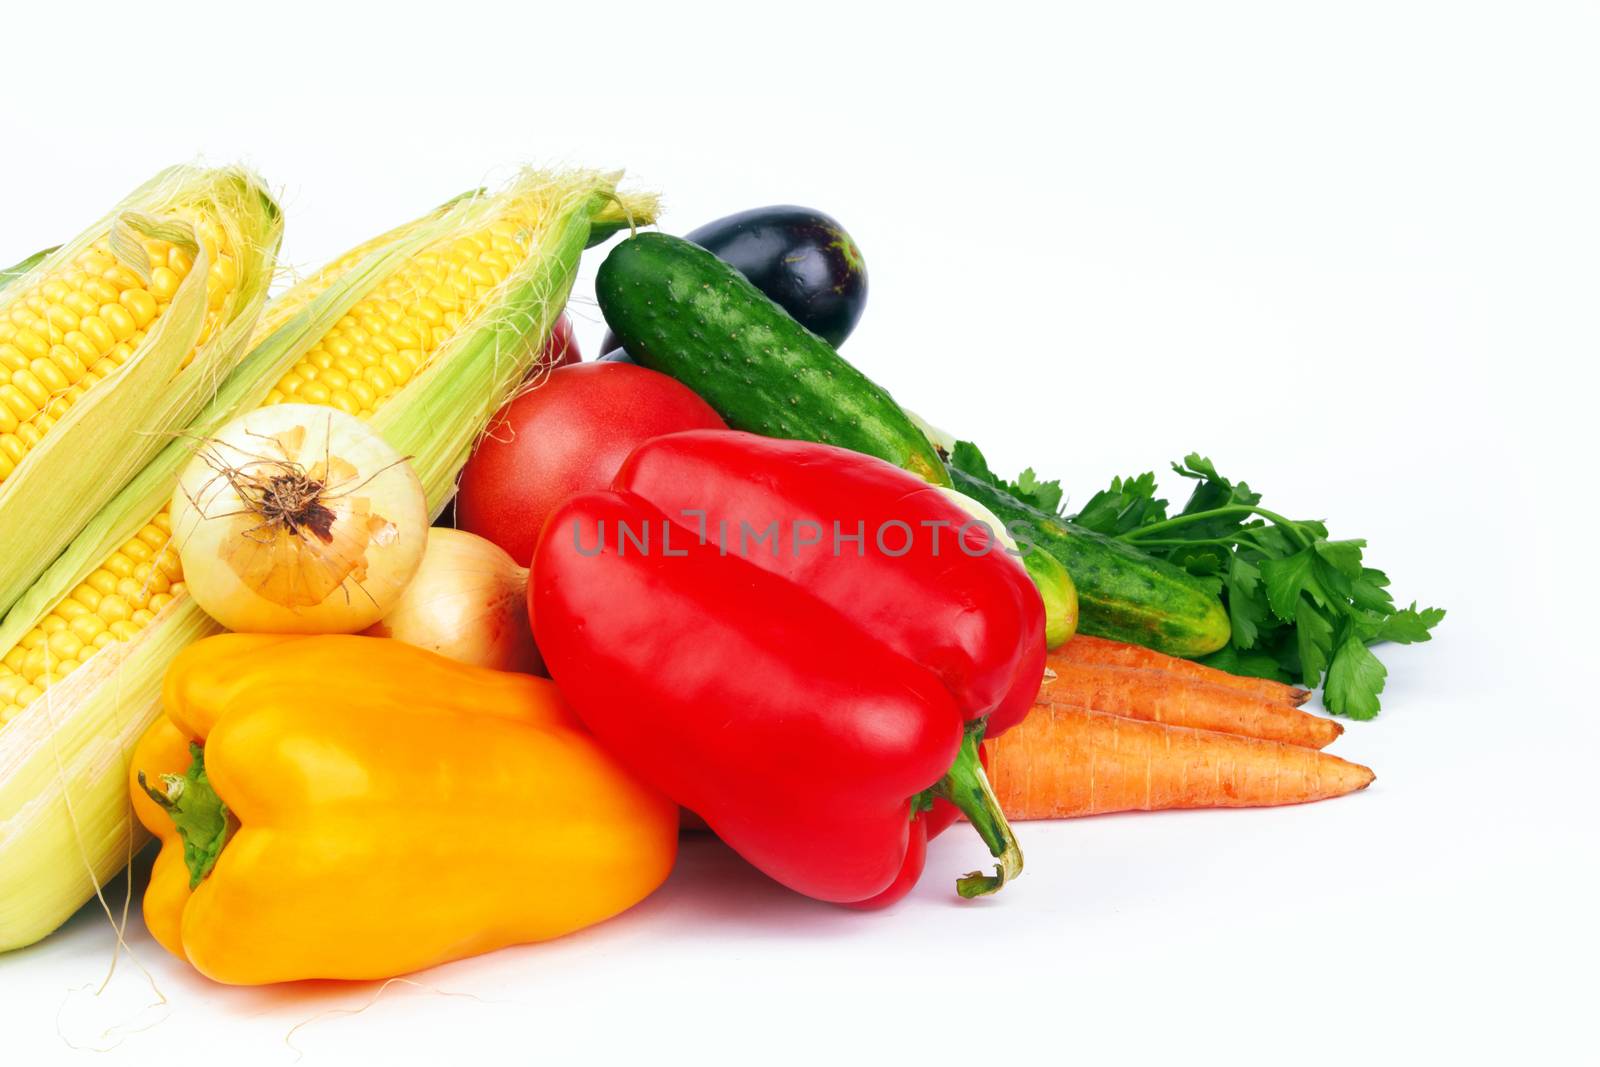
935 720 1024 898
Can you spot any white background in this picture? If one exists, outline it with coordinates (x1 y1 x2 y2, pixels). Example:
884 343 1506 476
3 1 1596 1063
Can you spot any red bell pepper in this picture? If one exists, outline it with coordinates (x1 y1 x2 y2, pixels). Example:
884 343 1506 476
531 431 1044 904
613 431 1044 737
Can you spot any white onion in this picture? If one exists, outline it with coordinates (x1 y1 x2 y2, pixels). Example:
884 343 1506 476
170 403 429 634
365 528 540 673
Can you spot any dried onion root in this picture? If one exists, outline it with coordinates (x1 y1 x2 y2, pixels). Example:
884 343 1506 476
170 404 428 634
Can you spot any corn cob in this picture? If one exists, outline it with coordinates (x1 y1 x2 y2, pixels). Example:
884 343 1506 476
0 167 282 621
0 169 655 952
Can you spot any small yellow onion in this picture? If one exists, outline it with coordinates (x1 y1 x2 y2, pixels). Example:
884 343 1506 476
170 403 429 634
365 527 540 672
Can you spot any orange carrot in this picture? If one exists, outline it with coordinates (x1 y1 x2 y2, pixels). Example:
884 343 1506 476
985 704 1375 820
1051 633 1311 707
1037 661 1343 749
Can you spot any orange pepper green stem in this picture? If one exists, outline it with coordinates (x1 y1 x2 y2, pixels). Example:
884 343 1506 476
130 632 679 985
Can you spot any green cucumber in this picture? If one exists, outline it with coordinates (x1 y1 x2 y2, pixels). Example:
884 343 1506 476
951 468 1230 658
596 232 950 487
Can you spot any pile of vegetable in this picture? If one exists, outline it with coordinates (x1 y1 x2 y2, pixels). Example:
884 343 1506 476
0 166 1440 983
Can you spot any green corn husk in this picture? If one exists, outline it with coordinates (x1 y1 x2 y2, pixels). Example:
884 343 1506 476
0 168 655 954
0 167 283 620
0 248 58 293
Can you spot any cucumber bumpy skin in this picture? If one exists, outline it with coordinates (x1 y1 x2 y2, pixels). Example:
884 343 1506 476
951 468 1230 658
596 233 950 487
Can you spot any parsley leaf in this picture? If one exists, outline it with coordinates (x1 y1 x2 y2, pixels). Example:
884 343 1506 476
1011 469 1065 515
1072 472 1168 536
1325 632 1388 720
949 443 1065 514
1260 550 1315 620
949 440 997 483
1225 555 1269 650
1376 603 1447 644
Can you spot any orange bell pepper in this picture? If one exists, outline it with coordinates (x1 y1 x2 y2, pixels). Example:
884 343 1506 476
130 633 677 985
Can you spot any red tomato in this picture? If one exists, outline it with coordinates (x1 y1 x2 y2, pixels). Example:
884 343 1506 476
456 362 726 565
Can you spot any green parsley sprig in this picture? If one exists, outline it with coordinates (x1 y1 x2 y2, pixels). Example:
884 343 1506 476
961 446 1443 718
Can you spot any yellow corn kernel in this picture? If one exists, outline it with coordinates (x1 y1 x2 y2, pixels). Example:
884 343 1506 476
99 303 136 342
68 583 103 612
62 290 98 318
62 330 100 365
209 254 237 293
85 569 119 597
20 647 47 682
68 614 106 644
46 631 83 662
44 304 79 336
80 277 118 305
119 289 158 328
30 357 71 393
149 266 180 302
1 383 38 422
96 595 132 625
297 380 332 405
155 545 183 580
1 433 29 467
76 317 115 356
101 263 143 291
